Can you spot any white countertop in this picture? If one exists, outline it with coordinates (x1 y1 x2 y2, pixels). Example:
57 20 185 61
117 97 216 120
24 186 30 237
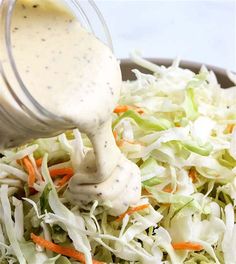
97 0 236 71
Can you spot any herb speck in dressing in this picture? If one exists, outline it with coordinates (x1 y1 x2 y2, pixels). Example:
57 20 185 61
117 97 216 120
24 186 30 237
11 0 141 216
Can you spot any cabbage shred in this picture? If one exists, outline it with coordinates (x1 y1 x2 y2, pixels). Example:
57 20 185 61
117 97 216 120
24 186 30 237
0 57 236 263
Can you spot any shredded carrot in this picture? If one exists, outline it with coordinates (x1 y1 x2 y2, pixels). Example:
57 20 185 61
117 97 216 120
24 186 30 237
16 159 21 165
116 139 144 148
171 242 203 251
35 158 43 167
30 233 104 264
114 105 129 113
22 156 36 188
57 174 73 186
188 167 197 183
142 188 151 196
113 105 144 114
29 187 38 195
49 168 74 178
163 185 173 193
226 124 235 134
116 139 124 147
135 108 144 114
113 130 118 141
116 204 149 222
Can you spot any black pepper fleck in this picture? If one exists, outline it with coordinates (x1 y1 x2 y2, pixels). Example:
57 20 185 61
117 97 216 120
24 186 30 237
104 141 108 148
97 192 102 197
94 185 98 188
41 38 46 42
117 164 123 170
23 15 27 19
116 179 120 183
109 86 114 95
98 119 105 127
32 4 39 8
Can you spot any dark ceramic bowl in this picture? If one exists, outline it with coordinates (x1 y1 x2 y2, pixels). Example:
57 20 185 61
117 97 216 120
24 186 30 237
120 59 234 88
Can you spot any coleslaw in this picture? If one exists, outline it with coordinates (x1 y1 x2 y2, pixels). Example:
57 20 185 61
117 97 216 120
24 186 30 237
0 55 236 264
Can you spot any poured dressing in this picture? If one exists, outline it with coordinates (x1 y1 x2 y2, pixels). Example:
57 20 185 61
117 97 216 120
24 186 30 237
10 0 141 215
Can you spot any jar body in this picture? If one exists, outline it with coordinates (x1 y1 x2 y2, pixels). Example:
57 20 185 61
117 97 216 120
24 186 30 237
0 0 112 149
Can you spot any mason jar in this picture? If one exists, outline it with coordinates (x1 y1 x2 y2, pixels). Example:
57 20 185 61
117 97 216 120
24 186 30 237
0 0 113 149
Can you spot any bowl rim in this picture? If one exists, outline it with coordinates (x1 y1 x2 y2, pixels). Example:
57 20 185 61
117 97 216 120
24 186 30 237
120 58 235 87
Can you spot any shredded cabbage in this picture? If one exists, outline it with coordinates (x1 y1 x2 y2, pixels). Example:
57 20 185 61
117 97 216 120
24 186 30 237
0 57 235 263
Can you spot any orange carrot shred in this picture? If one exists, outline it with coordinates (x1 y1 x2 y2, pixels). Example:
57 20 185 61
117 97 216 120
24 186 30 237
30 233 104 264
116 139 143 148
113 130 118 141
116 139 124 147
113 105 144 114
163 186 173 193
116 204 149 222
171 242 203 251
189 167 197 183
136 108 144 114
35 158 43 167
226 124 235 134
114 105 129 113
142 188 151 196
49 168 74 178
57 174 73 186
22 156 36 188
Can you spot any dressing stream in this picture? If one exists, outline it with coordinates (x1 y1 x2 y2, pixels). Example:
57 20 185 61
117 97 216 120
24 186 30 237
11 0 141 215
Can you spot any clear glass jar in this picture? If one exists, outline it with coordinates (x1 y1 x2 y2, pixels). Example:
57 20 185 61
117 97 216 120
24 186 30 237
0 0 112 149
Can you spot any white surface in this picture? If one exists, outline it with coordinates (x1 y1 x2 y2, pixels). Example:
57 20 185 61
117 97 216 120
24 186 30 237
97 0 236 71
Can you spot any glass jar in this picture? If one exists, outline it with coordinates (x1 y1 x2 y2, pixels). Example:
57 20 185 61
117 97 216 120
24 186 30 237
0 0 112 149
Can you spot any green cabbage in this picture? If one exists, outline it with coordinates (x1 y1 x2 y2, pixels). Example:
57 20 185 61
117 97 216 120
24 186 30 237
0 57 235 263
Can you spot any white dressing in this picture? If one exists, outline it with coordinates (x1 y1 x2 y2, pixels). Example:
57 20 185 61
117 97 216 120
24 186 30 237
10 0 141 215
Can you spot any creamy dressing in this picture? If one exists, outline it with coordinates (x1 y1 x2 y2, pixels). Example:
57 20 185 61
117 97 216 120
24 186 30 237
10 0 141 215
